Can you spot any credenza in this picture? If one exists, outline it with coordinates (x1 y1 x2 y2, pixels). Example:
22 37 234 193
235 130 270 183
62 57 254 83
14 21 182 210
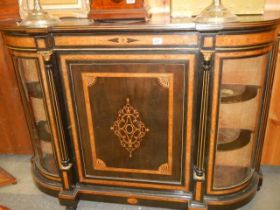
1 15 279 209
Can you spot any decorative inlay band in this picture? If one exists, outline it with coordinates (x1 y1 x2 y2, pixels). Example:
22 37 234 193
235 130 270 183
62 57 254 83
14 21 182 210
111 98 150 158
195 51 213 178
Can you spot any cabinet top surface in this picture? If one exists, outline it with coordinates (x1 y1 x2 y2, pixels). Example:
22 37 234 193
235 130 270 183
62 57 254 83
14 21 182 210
1 12 280 33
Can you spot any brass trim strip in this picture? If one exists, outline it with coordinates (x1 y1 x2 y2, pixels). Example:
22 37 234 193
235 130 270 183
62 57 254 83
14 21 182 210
195 51 213 177
46 66 70 167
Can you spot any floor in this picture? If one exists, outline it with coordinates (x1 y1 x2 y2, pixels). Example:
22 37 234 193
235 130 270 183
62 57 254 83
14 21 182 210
0 155 279 210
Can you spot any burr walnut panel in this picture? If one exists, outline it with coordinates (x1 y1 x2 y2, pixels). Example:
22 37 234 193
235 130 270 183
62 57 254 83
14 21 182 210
216 30 277 48
54 34 198 48
4 35 36 48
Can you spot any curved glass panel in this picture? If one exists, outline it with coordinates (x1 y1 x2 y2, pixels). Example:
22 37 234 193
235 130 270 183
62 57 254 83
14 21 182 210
15 57 59 175
213 53 269 189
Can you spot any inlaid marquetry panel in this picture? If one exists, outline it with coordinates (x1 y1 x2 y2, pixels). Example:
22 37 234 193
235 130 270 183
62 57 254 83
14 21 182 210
59 53 196 191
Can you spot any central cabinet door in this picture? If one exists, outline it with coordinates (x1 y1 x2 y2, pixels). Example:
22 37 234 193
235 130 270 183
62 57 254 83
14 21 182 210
59 52 196 191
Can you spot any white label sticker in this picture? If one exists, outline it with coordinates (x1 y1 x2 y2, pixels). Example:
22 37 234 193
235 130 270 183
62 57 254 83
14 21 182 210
127 0 136 4
152 38 163 45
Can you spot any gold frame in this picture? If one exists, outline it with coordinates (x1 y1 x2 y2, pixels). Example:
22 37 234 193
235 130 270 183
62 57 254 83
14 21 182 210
18 0 90 18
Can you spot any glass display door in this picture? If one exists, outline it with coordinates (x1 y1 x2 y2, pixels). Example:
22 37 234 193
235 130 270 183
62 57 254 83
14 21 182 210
12 51 60 180
207 47 272 194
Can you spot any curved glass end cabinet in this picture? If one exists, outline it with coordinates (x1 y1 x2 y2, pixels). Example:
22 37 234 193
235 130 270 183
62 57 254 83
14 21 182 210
1 16 279 210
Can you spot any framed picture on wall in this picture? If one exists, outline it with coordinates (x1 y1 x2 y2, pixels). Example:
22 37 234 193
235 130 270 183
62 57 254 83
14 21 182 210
18 0 90 18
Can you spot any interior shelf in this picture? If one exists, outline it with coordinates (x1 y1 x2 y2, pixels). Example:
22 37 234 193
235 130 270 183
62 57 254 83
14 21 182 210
26 81 43 98
221 84 259 104
36 121 51 141
217 128 252 151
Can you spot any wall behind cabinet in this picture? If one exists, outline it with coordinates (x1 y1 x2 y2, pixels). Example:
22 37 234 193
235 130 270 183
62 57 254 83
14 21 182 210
0 0 32 154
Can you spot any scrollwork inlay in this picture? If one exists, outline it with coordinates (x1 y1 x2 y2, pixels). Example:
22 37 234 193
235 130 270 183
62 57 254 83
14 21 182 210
111 98 149 158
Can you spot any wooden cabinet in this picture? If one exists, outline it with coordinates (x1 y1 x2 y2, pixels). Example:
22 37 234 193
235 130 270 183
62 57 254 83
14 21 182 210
1 17 279 210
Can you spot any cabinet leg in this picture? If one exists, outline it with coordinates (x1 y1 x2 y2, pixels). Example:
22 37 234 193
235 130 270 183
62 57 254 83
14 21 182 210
59 189 78 210
65 203 77 210
189 201 207 210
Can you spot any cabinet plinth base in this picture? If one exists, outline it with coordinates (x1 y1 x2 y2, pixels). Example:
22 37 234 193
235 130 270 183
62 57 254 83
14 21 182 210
32 161 261 210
